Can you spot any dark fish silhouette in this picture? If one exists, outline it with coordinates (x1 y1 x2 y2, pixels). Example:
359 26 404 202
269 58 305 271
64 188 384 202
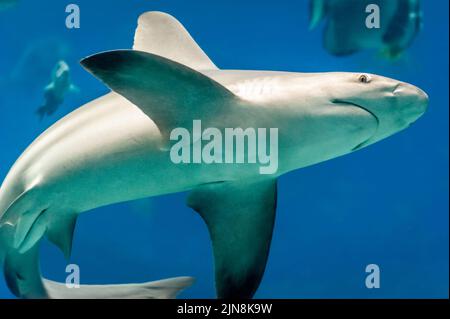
36 61 78 120
310 0 423 59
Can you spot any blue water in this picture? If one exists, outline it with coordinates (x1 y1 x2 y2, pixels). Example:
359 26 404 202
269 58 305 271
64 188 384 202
0 0 448 298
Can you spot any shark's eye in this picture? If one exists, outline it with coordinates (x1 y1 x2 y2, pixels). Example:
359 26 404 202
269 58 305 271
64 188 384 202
359 74 371 83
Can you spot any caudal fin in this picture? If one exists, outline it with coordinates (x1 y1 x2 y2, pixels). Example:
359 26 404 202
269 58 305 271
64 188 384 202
1 193 195 299
43 276 194 299
4 244 194 299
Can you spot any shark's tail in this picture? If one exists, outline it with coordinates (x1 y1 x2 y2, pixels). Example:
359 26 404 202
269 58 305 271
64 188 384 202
43 276 194 299
0 191 194 299
3 243 194 299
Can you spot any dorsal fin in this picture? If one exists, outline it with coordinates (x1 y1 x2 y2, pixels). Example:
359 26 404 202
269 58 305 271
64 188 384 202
133 11 218 71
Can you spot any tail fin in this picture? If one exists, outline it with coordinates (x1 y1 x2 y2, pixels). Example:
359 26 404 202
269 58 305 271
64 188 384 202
133 11 218 71
1 193 194 299
3 242 195 299
43 276 194 299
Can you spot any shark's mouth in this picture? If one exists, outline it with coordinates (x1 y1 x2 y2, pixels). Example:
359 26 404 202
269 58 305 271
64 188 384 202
331 99 380 151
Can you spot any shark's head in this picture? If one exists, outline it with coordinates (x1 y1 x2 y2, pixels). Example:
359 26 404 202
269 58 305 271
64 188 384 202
325 72 429 149
276 71 428 171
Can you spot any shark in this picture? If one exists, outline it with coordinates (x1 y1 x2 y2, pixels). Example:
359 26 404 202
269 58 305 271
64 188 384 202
0 11 428 299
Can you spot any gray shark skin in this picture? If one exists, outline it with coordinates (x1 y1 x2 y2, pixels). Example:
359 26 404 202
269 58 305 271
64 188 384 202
0 12 428 299
36 61 77 120
310 0 423 58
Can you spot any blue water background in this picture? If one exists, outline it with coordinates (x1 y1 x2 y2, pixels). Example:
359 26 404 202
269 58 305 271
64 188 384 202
0 0 448 298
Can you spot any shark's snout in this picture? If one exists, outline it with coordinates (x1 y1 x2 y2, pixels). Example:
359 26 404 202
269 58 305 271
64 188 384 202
342 78 429 148
393 82 429 123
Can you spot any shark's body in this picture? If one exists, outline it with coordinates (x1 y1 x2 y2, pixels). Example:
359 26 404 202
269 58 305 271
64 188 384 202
36 60 77 120
310 0 423 58
0 12 428 299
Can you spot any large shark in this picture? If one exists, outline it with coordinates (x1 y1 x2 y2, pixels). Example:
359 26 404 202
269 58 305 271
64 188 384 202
0 11 428 299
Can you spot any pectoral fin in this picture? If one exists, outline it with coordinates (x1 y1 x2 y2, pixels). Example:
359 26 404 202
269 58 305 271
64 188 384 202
187 179 277 299
80 50 237 139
